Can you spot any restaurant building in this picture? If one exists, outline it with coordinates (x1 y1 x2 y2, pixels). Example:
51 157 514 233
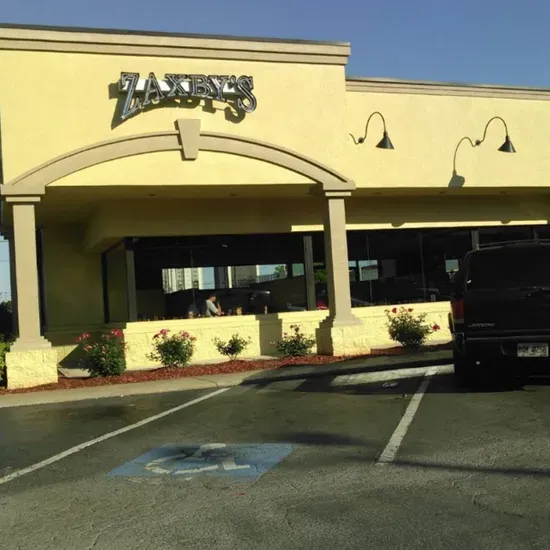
1 24 550 388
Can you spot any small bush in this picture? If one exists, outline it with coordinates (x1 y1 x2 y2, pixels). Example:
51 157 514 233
213 334 251 361
77 329 127 377
0 335 13 387
385 307 440 349
149 329 196 368
274 325 316 357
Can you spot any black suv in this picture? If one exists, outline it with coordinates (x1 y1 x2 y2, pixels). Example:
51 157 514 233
449 240 550 388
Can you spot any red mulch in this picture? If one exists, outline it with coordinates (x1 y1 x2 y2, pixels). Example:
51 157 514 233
0 344 450 395
0 355 345 395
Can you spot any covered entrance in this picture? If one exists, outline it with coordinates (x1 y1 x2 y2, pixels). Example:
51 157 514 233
1 120 368 387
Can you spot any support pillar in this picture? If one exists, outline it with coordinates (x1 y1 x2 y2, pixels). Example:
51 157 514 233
124 239 138 322
471 229 480 249
315 190 370 356
214 266 230 289
4 197 57 389
303 235 316 311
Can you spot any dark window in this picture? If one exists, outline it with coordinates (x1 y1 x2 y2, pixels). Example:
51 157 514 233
467 246 550 289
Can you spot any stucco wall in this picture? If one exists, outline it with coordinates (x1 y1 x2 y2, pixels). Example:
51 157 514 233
0 49 346 183
42 225 104 328
345 89 550 190
84 198 325 249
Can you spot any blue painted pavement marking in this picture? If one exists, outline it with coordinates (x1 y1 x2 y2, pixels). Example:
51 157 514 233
108 443 295 481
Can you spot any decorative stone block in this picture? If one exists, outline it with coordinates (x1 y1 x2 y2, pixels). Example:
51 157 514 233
316 321 371 356
6 348 59 389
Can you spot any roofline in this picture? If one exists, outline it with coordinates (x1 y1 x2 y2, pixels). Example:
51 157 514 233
346 76 550 101
0 23 350 65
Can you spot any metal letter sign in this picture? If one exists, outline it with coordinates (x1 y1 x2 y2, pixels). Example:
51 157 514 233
118 72 258 121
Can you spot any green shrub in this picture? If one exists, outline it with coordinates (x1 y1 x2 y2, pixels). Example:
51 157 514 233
149 329 196 368
77 329 127 377
0 335 13 387
385 307 440 349
213 334 251 361
274 325 316 357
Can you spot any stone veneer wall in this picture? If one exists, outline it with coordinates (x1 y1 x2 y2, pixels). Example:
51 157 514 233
120 302 451 370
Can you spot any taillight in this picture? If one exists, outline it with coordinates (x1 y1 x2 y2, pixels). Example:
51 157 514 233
451 298 464 324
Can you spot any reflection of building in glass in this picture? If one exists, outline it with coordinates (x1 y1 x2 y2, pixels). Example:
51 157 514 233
231 265 261 288
162 267 205 293
162 265 264 292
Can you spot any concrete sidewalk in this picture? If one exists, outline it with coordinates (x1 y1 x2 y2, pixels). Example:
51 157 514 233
0 348 452 408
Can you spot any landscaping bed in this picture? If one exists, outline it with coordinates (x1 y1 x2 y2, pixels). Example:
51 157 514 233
0 343 450 395
1 354 346 394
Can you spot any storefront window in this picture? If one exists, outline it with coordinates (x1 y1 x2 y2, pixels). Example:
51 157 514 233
349 228 471 305
479 226 532 245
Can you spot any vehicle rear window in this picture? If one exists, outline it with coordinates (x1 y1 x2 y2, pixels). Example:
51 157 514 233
467 246 550 289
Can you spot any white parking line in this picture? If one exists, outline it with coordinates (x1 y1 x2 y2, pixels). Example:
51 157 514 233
376 366 441 465
0 387 230 486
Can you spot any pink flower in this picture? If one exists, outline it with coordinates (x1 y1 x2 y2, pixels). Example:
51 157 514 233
160 329 169 336
111 328 123 338
392 308 397 314
83 345 92 352
433 324 441 332
182 332 190 338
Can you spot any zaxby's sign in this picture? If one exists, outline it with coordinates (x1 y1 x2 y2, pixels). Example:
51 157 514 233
118 72 257 121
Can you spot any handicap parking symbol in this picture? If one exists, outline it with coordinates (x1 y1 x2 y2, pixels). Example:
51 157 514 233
109 443 294 481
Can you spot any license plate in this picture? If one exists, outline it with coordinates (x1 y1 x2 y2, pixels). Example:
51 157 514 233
517 344 549 358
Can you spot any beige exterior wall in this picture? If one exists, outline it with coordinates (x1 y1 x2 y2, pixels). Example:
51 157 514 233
345 84 550 191
3 26 550 387
42 225 104 328
0 51 346 183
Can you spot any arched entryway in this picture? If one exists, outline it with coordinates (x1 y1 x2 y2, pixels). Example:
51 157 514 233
2 118 366 390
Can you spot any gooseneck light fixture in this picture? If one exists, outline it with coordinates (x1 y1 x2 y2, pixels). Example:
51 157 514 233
350 111 395 149
453 116 516 174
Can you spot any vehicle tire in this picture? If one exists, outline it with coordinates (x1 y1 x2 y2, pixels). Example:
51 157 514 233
453 357 478 390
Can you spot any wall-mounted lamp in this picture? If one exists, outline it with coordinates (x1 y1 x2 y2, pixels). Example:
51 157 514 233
350 111 395 149
450 116 515 188
453 116 515 169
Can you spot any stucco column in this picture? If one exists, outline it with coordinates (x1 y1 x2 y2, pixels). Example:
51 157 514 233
316 191 370 356
321 191 360 326
8 199 50 351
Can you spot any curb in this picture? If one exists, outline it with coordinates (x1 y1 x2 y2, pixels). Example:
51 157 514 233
0 351 453 408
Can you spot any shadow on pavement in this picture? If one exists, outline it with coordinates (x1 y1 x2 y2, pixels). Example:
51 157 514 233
393 459 550 478
267 431 370 447
289 372 458 396
288 372 550 397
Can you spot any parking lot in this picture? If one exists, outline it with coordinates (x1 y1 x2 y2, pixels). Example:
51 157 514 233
1 365 550 549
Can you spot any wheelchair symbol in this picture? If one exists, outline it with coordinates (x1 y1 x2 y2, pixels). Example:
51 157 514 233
145 443 251 477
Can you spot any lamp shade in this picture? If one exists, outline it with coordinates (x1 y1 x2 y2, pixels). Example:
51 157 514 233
376 131 394 150
498 135 516 153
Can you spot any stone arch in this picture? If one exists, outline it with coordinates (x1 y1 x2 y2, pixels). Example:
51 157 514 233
1 120 354 196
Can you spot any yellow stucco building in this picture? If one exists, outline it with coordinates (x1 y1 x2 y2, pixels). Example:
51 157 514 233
1 24 549 388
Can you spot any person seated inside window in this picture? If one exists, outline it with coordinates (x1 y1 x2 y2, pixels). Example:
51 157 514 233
204 294 222 317
187 303 199 318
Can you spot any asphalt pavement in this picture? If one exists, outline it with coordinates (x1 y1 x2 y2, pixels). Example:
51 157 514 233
1 365 550 549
